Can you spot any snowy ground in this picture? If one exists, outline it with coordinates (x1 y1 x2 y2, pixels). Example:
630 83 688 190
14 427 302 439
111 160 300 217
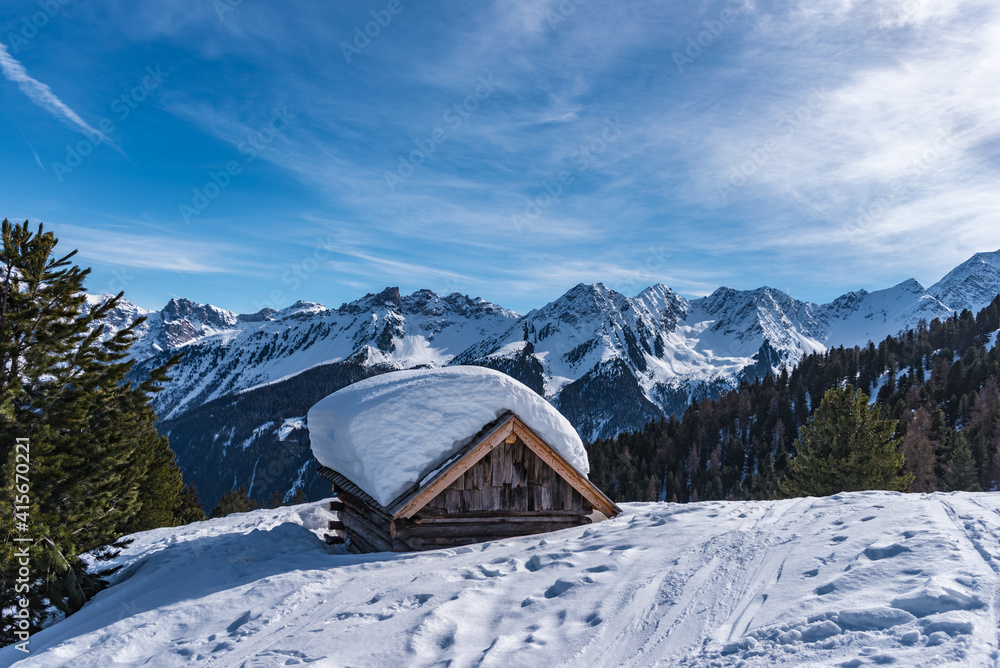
3 492 999 667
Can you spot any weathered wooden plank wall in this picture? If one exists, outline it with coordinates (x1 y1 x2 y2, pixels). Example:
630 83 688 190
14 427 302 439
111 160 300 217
419 437 588 517
331 436 596 552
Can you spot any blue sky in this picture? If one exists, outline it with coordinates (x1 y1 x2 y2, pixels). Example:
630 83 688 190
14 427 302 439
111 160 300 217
2 0 999 315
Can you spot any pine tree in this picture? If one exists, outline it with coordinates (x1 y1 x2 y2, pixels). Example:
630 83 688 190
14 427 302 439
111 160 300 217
966 377 1000 489
899 406 939 492
210 485 259 518
175 484 207 524
0 220 185 644
780 385 913 498
267 489 285 509
942 432 981 492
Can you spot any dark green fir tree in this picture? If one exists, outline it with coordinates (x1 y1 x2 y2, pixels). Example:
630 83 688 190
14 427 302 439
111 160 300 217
941 432 981 492
210 485 260 518
176 484 208 525
780 385 913 498
0 220 188 645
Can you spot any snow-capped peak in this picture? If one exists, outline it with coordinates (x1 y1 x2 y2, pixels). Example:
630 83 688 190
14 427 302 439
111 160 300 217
275 300 329 320
971 250 1000 270
161 297 238 328
92 249 1000 444
930 249 1000 314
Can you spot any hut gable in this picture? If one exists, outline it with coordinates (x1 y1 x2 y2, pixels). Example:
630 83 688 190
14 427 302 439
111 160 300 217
389 413 618 520
418 434 586 516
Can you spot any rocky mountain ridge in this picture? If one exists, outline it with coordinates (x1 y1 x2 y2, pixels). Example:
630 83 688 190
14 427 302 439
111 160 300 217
88 250 1000 508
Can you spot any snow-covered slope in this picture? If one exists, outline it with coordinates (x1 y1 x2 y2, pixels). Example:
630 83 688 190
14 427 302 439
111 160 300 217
930 250 1000 315
5 491 998 667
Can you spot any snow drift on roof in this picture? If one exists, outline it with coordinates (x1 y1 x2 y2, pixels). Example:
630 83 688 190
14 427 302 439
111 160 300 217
307 366 589 507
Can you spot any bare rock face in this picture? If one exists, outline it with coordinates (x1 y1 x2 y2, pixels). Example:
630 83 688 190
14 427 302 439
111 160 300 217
154 298 239 348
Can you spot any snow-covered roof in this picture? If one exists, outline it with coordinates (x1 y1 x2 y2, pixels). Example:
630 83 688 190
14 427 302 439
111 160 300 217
307 367 589 507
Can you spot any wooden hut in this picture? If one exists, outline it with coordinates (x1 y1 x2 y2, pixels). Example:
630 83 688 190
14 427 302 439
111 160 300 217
317 410 620 553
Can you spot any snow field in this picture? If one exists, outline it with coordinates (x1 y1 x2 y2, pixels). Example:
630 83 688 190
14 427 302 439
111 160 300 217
2 491 998 667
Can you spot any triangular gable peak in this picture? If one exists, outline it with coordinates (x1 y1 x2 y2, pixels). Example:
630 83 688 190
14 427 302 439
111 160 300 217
388 413 620 519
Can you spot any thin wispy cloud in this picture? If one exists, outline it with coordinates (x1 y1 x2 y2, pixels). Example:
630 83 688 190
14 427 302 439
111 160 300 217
0 43 124 155
59 224 257 275
2 0 998 313
12 122 46 171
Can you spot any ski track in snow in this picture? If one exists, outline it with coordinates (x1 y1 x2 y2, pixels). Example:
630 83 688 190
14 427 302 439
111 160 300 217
4 492 1000 667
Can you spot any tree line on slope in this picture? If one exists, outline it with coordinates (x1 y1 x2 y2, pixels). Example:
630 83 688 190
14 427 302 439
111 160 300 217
586 295 1000 503
0 221 205 646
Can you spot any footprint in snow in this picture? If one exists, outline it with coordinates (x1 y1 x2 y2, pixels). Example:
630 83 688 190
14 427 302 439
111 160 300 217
376 593 434 615
226 610 255 636
525 554 575 572
460 564 505 580
585 564 614 574
335 611 392 623
260 648 325 665
402 594 433 608
544 578 576 599
815 582 836 595
864 543 909 561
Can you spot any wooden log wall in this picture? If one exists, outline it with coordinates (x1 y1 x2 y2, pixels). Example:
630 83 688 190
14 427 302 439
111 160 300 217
327 436 598 552
418 437 589 517
335 489 407 553
393 515 590 550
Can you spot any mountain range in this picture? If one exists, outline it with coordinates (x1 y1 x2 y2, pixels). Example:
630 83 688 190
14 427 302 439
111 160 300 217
93 250 1000 509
